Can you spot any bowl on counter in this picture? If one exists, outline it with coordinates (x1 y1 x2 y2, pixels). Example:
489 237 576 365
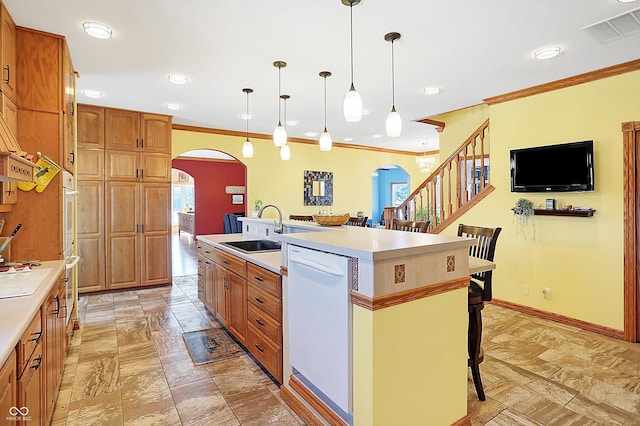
312 213 350 226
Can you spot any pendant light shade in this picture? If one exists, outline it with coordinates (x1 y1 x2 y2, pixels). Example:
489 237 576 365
242 88 254 158
280 144 291 160
319 71 333 151
385 32 402 137
342 0 363 122
273 61 287 147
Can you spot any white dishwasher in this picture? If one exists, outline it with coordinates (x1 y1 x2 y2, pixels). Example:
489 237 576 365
288 244 353 418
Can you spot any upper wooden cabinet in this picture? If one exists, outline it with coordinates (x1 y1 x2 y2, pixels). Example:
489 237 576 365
62 43 76 174
105 109 171 154
77 104 105 148
0 3 17 102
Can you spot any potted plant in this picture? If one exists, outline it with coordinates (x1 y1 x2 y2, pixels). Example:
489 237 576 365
512 198 535 239
252 199 263 218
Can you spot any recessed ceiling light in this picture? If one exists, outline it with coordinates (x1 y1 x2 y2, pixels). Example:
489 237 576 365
81 89 103 98
165 103 181 110
304 131 319 137
168 74 189 84
344 137 353 142
534 45 561 60
362 108 372 116
373 134 383 139
240 113 253 120
82 22 112 39
286 120 297 126
617 0 636 3
422 86 442 95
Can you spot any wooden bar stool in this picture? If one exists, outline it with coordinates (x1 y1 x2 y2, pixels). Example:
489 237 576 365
457 223 501 401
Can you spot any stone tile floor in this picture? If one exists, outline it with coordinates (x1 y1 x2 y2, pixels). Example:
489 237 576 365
51 232 640 425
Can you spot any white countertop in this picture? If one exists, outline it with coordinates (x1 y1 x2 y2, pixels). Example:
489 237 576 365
197 234 282 274
277 225 473 260
0 260 65 367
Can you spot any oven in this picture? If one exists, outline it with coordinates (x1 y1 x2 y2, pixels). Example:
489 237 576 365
62 171 80 325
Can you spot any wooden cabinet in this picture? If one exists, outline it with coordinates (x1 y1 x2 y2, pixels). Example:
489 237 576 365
17 313 43 426
77 180 105 293
105 181 171 289
77 105 171 293
3 27 74 260
0 350 16 424
62 44 76 174
246 263 282 382
197 244 282 381
0 2 17 103
43 277 66 421
105 109 172 154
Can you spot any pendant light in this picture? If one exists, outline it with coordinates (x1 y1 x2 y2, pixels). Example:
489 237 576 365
280 94 291 160
385 32 402 137
242 88 254 158
319 71 333 151
273 61 287 147
342 0 363 122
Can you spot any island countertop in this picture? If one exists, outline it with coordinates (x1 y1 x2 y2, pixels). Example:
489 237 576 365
0 260 65 367
196 234 282 274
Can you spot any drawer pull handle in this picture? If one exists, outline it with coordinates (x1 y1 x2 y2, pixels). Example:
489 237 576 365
31 356 42 370
255 319 265 326
205 261 211 265
205 250 211 254
223 260 229 265
30 331 42 344
254 276 264 282
255 344 265 353
255 297 264 304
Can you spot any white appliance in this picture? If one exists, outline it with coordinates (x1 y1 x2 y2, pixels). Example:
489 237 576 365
62 171 80 325
288 245 353 419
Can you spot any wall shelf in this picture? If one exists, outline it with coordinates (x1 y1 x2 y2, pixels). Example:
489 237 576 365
533 209 595 217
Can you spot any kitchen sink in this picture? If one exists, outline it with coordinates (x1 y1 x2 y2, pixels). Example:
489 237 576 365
221 239 281 253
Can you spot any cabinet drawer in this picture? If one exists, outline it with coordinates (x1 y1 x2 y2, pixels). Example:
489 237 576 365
197 253 205 270
248 302 282 344
247 263 281 298
196 241 204 254
202 244 215 261
247 323 282 383
17 313 42 377
215 249 246 277
248 283 281 321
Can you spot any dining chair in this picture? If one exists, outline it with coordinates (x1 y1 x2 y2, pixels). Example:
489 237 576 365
288 214 314 222
457 223 501 401
346 216 368 227
392 219 429 233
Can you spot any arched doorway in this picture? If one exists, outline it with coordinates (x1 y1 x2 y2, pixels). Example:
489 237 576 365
371 165 410 227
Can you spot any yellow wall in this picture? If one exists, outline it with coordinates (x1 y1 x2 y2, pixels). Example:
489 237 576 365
172 130 428 220
438 70 640 331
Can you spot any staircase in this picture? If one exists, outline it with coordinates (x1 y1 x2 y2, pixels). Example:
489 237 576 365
392 119 493 233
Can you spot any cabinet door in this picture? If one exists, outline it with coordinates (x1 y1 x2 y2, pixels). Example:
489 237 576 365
18 344 43 426
0 350 16 424
140 183 171 286
1 92 17 136
140 153 171 182
1 3 16 102
214 265 228 326
0 181 17 204
77 104 104 148
77 147 104 181
105 108 139 151
105 150 138 181
62 44 76 174
77 181 105 293
106 182 140 289
141 113 171 153
204 258 215 310
43 286 58 420
228 272 247 345
197 254 205 303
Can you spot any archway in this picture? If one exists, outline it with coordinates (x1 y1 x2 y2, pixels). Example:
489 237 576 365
371 165 410 227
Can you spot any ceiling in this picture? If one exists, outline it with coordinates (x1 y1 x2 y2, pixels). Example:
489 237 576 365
5 0 640 153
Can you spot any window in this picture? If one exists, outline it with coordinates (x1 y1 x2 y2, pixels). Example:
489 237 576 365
391 182 409 206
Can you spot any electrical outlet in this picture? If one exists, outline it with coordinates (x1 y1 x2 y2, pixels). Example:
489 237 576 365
522 284 529 295
542 287 551 299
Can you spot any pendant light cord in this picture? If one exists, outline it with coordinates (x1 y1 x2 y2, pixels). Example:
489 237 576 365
350 2 354 85
391 38 396 108
278 67 282 124
323 76 328 131
246 91 249 138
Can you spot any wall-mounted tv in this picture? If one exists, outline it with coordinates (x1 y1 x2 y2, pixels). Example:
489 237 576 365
510 140 594 192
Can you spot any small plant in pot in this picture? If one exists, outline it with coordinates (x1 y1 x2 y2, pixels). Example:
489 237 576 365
512 198 535 240
252 199 263 218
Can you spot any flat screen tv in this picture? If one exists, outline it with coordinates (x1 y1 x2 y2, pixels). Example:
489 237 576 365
510 140 594 192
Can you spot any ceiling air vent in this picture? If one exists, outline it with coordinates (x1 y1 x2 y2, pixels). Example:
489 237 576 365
582 7 640 43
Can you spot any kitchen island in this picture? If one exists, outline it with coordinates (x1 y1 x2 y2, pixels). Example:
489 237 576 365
201 218 474 426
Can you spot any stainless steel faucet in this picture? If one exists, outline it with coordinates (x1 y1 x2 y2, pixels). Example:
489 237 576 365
257 204 283 234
